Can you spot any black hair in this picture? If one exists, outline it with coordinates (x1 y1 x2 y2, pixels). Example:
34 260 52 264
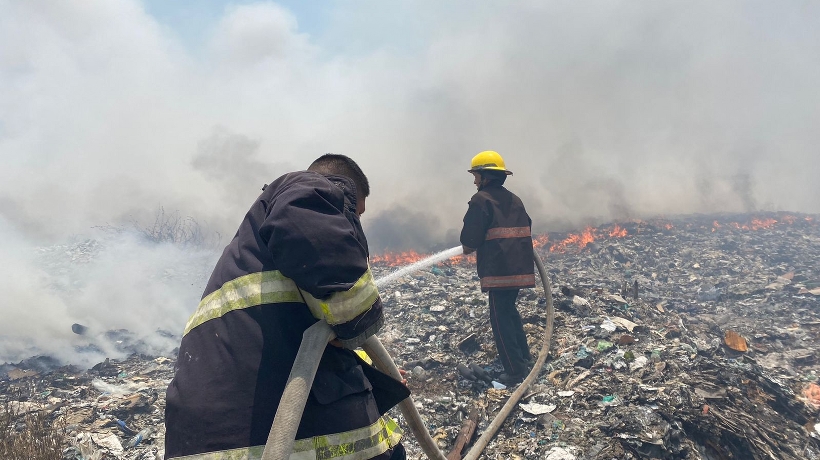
308 153 370 197
480 169 507 186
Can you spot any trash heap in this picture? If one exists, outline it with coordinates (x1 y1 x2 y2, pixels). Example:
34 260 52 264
2 211 820 460
374 212 820 460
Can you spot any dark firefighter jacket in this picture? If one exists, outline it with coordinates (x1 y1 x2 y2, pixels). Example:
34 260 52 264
460 183 536 291
165 171 409 460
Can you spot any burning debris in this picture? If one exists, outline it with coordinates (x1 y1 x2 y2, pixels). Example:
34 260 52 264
2 212 820 459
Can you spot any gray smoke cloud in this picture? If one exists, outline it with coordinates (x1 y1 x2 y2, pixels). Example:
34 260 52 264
1 0 819 362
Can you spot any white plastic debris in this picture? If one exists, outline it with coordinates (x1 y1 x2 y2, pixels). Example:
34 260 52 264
76 432 102 460
630 356 650 372
430 305 446 312
610 316 639 332
572 296 590 306
411 366 426 380
606 294 628 304
545 446 577 460
557 390 575 397
520 402 556 415
491 381 507 390
91 378 144 396
600 319 617 332
91 432 124 456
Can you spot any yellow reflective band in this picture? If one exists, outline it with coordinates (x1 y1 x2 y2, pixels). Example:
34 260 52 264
183 271 303 336
167 445 264 460
292 416 402 460
299 269 380 326
354 349 373 365
166 417 402 460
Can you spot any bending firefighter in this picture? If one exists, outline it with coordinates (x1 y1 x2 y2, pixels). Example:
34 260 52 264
460 151 536 385
165 154 409 460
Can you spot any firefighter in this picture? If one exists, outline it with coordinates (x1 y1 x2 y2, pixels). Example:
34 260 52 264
460 151 536 385
165 154 409 460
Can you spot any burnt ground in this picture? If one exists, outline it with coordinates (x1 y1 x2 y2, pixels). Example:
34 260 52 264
2 211 820 459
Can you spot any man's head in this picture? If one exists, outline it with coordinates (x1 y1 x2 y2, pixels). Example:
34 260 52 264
471 169 507 191
308 153 370 215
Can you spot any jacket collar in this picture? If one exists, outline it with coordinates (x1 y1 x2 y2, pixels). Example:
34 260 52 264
323 174 358 212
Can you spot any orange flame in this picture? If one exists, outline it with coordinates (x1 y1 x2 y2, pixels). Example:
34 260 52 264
781 215 796 225
371 250 475 267
750 218 777 230
533 233 550 248
664 223 674 230
609 225 627 238
450 253 476 264
370 251 426 266
550 226 596 252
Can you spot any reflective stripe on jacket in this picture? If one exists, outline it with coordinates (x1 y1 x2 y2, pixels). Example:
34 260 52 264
166 416 402 460
459 183 535 291
183 268 380 338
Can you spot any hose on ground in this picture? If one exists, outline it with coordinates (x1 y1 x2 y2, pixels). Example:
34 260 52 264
263 247 553 460
460 248 553 460
362 337 449 460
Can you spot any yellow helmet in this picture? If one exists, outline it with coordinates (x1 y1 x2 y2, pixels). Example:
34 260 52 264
468 150 513 175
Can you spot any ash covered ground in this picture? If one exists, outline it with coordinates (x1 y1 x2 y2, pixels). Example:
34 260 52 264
3 212 820 460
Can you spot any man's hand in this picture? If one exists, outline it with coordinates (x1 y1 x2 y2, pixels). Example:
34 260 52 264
462 245 476 255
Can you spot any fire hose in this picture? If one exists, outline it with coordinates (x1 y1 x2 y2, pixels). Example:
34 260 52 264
261 248 554 460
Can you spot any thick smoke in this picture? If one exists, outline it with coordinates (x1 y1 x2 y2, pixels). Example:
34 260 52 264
1 0 819 363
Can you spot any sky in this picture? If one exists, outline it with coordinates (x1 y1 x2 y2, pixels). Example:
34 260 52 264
1 0 819 363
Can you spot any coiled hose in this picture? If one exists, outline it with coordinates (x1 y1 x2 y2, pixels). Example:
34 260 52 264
262 248 553 460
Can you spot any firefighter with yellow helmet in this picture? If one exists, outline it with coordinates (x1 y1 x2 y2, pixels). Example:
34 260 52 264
460 151 536 384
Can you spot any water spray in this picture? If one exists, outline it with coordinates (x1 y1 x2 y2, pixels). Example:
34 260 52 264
375 246 463 288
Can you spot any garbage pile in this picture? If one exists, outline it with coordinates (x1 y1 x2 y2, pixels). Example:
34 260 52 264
2 211 820 460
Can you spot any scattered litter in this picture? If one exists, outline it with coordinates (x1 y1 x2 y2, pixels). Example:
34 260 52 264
4 213 820 460
520 402 556 415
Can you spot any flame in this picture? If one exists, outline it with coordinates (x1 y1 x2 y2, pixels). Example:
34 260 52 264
750 218 777 230
450 253 476 264
609 225 627 238
371 250 475 267
371 214 814 265
533 233 550 248
550 226 596 252
709 215 808 232
370 250 426 266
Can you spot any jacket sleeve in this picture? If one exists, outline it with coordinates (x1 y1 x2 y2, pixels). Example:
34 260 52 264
460 195 489 249
265 177 383 348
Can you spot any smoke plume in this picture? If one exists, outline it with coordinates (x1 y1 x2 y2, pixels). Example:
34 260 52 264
1 0 819 363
